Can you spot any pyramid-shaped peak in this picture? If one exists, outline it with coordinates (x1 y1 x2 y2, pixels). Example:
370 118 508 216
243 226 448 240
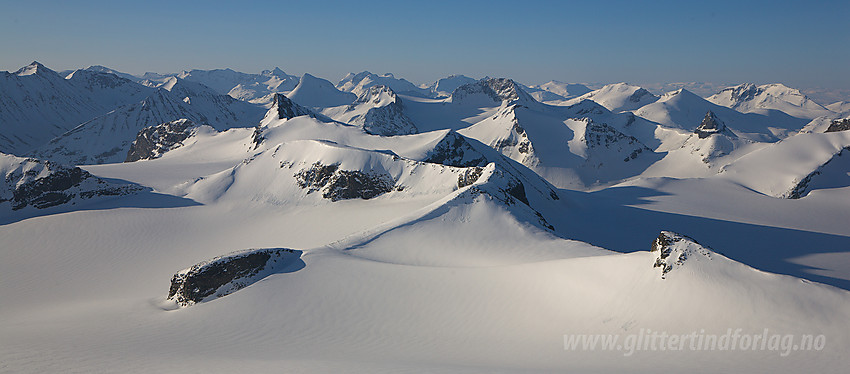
14 61 55 77
356 85 399 103
271 93 313 120
694 111 729 138
263 67 288 76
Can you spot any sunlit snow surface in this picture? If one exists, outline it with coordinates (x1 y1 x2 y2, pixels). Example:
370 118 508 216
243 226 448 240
1 65 850 373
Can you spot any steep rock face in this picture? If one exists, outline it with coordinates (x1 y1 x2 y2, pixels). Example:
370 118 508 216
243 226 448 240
694 111 731 138
167 248 303 307
826 119 850 133
423 131 488 168
295 162 396 201
651 231 713 279
0 153 141 211
125 119 201 162
351 86 418 136
451 78 535 106
583 120 652 162
270 93 314 120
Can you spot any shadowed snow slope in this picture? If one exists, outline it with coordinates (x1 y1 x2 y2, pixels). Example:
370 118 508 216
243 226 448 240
29 78 264 165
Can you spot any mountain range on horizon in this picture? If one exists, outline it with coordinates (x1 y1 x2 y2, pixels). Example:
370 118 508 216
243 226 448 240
2 59 850 373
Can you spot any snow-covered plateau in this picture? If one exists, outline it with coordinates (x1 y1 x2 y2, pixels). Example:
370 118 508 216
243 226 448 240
2 62 850 373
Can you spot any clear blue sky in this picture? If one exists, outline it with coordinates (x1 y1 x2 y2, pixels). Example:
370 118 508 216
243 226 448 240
1 0 848 89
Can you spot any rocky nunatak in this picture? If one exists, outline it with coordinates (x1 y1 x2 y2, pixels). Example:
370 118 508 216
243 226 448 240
295 162 395 201
168 248 303 307
1 155 141 211
651 231 713 279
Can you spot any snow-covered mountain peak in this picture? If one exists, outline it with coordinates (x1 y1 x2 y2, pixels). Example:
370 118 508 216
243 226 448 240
355 84 399 106
66 68 132 88
451 78 536 106
337 70 431 98
708 83 831 119
570 82 658 112
14 61 55 77
262 67 288 77
288 73 357 108
538 80 592 97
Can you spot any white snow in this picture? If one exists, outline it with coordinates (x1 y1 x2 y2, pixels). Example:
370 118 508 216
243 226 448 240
1 62 850 373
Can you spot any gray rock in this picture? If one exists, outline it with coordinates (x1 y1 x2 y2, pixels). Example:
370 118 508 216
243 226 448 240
125 119 197 162
694 111 730 139
825 118 850 133
295 162 395 201
167 248 302 307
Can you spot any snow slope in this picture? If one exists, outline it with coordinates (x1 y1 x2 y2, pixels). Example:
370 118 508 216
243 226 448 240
288 73 357 108
429 74 478 96
566 82 659 112
635 88 808 141
2 63 850 373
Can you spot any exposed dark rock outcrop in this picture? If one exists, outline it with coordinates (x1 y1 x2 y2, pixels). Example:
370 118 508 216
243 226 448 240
785 146 850 199
451 78 535 105
271 93 314 120
457 167 484 188
125 119 198 162
167 248 302 307
582 120 651 161
651 231 713 279
694 111 731 139
1 155 141 211
295 162 395 201
825 118 850 133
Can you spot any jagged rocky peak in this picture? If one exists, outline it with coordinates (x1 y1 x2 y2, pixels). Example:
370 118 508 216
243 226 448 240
356 84 399 105
125 119 202 162
271 93 313 120
168 248 303 307
342 85 418 136
651 231 713 279
722 83 761 102
1 153 141 211
695 111 730 138
295 162 396 201
451 78 535 105
826 118 850 133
